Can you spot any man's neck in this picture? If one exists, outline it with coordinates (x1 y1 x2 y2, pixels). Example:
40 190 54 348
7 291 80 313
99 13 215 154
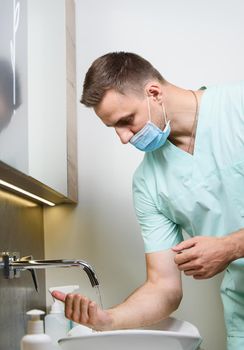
163 84 205 154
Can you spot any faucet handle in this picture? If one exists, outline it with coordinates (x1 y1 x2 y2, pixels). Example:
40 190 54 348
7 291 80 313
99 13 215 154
28 269 39 293
20 255 39 293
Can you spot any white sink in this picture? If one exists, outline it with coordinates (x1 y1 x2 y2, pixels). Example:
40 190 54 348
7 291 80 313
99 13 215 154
58 318 202 350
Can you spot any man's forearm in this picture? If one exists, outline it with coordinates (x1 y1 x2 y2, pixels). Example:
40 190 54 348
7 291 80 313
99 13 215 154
105 280 182 330
52 251 182 330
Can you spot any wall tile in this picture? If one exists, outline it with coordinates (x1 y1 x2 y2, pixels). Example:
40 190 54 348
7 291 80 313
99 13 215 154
0 189 46 350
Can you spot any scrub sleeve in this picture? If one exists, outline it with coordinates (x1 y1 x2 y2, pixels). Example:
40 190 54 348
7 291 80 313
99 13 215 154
133 161 183 253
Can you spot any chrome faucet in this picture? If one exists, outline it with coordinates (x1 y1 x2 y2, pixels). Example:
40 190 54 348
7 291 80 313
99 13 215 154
0 252 99 292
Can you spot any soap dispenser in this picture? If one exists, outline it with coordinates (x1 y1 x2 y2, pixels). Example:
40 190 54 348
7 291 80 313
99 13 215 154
45 285 79 348
21 309 53 350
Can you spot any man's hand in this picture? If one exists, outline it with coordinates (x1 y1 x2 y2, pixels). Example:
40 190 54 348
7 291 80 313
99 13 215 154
172 236 234 279
51 291 113 331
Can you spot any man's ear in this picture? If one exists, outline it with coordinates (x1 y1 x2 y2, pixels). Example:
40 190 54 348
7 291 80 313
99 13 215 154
145 81 164 104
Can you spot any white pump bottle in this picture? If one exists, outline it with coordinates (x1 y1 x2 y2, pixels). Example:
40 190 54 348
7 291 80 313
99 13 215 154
44 285 79 348
21 309 53 350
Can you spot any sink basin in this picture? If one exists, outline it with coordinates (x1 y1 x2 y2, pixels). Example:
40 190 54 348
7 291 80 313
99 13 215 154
58 318 202 350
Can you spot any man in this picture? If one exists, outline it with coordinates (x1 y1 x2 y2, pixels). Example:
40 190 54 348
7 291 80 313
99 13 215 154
53 52 244 349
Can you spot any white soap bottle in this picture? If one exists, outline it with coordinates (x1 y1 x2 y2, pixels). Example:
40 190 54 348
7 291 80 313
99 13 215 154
45 285 79 348
21 309 53 350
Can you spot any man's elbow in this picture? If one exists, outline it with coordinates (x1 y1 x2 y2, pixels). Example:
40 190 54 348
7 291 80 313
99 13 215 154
168 287 183 311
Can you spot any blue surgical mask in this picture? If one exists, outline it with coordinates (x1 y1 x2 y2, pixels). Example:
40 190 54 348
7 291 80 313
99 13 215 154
130 96 171 152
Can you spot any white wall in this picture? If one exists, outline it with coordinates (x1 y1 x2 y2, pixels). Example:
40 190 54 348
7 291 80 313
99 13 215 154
45 1 244 349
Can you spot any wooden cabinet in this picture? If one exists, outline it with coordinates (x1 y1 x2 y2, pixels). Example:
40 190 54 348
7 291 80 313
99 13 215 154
0 0 77 204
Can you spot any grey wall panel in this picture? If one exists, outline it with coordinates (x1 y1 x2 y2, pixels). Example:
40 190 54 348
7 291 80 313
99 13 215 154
0 189 46 350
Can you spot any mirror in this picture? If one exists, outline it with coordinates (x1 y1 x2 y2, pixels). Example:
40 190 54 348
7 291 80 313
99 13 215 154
0 0 77 202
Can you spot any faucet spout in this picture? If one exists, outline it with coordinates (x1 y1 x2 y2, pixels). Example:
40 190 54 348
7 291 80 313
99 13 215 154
13 259 99 287
29 259 99 287
0 253 99 291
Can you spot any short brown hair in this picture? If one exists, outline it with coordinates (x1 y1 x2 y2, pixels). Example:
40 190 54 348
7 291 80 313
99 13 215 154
80 52 165 107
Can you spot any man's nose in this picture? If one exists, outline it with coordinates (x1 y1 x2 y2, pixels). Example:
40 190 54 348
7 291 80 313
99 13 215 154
115 127 134 144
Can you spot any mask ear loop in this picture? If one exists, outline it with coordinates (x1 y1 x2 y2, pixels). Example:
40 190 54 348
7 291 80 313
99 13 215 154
146 95 152 122
161 102 167 125
162 102 170 129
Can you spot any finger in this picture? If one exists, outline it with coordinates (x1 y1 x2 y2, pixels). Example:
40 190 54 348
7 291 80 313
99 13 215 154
193 274 205 280
177 262 196 271
51 290 66 302
176 256 203 270
65 293 75 319
174 253 190 265
72 294 82 323
79 296 90 324
184 269 198 276
88 301 97 325
174 250 196 265
172 238 196 252
193 269 213 279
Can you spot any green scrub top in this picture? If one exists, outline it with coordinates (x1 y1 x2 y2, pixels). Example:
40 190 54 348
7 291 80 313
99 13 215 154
133 81 244 254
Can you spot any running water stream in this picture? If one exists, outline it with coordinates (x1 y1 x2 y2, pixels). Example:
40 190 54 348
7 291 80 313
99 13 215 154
94 285 104 310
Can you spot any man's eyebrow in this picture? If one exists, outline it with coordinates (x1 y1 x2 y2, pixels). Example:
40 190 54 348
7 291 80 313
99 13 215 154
105 114 134 127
